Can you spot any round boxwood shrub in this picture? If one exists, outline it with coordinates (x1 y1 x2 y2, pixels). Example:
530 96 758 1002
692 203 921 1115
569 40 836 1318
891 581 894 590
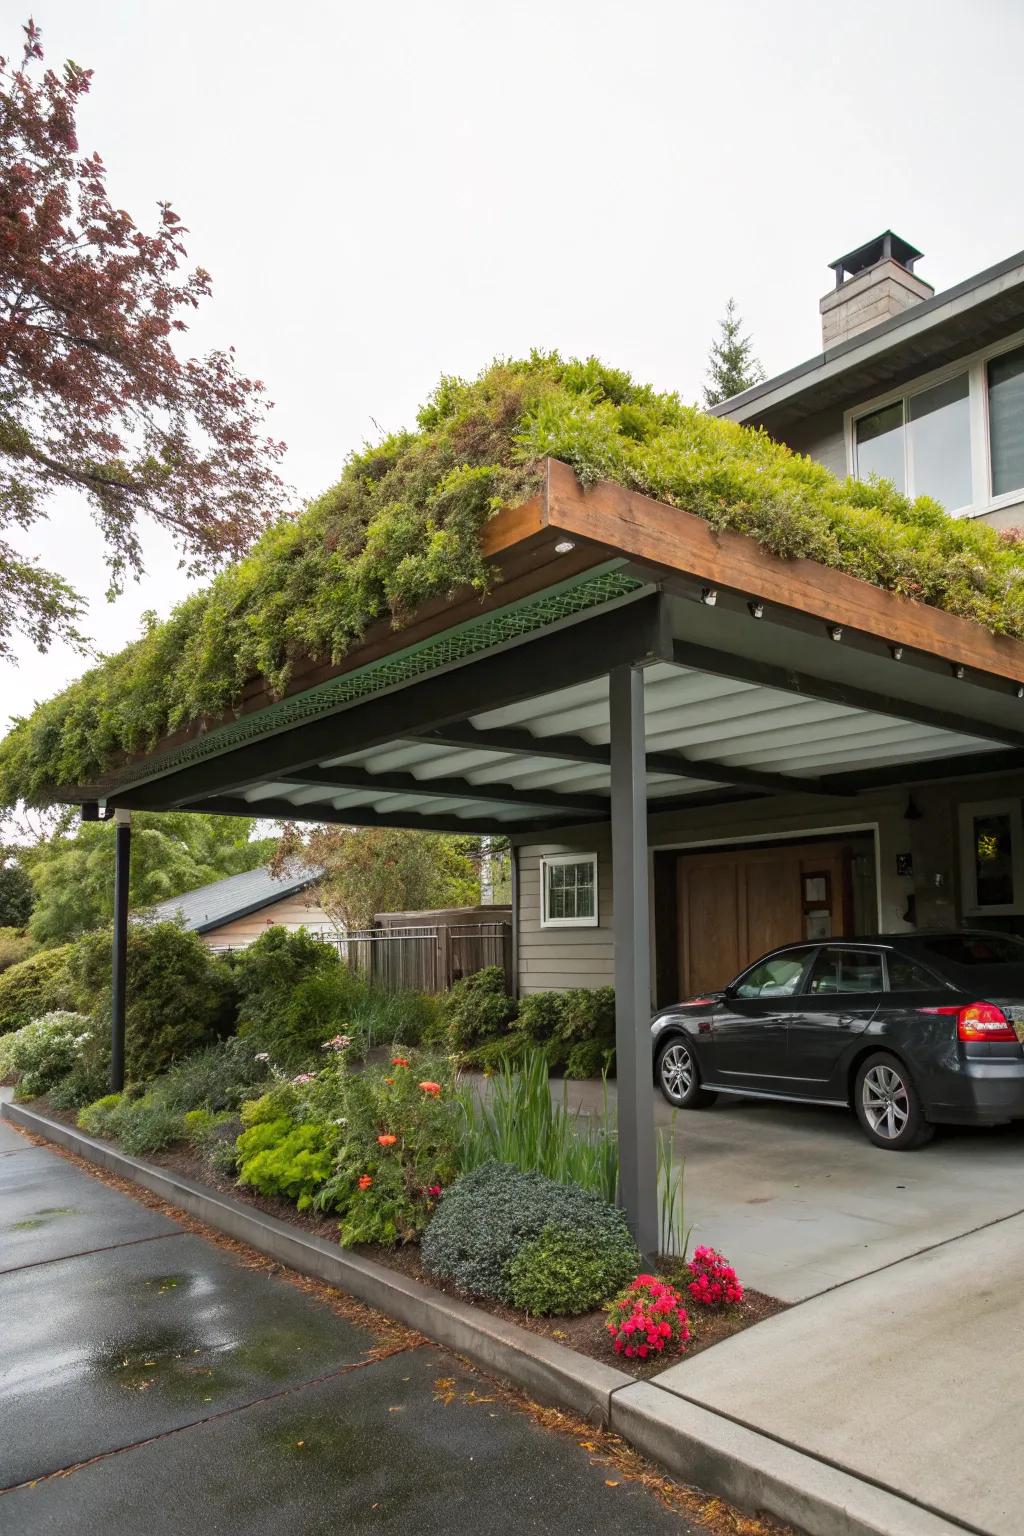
421 1161 640 1311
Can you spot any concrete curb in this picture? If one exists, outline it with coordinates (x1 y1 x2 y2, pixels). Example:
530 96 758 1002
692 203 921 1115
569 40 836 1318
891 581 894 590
3 1099 972 1536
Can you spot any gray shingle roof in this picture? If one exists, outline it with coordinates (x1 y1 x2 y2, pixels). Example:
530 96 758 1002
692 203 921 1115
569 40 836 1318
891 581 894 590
144 865 318 934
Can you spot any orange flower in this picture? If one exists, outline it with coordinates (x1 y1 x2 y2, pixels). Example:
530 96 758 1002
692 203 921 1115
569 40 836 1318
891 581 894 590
358 1174 373 1190
419 1080 441 1096
391 1057 410 1068
384 1076 395 1085
377 1133 397 1147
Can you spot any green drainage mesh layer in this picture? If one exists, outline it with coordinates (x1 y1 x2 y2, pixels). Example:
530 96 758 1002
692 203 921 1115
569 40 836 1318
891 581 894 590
111 562 647 791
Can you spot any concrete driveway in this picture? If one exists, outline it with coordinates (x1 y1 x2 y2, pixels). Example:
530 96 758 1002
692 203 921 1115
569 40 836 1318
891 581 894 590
562 1080 1024 1301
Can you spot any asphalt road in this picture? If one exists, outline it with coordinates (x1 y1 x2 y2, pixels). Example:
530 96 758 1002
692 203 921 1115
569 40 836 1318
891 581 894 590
0 1120 717 1536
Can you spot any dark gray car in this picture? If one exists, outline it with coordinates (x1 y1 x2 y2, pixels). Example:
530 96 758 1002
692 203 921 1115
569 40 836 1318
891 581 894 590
651 930 1024 1149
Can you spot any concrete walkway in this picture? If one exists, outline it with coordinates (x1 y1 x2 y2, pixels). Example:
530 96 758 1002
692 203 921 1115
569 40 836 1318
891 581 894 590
0 1119 710 1535
656 1211 1024 1536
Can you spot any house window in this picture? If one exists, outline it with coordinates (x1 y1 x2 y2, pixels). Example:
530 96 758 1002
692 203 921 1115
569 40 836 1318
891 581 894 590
540 853 598 928
848 332 1024 517
854 372 972 511
988 344 1024 498
958 799 1024 916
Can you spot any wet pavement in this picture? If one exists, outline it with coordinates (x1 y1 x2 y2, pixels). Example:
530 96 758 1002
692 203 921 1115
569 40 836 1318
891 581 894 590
0 1129 708 1535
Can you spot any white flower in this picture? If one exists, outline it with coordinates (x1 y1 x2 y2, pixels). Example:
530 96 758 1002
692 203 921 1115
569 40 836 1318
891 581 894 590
254 1052 270 1063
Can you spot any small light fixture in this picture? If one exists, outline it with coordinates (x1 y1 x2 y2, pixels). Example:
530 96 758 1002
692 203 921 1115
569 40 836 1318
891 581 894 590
748 599 765 620
701 587 718 607
890 644 904 661
953 663 966 680
554 539 575 554
828 624 843 642
1016 684 1024 700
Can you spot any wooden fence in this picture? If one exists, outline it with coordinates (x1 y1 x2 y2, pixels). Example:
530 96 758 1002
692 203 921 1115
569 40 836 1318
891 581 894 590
329 920 512 994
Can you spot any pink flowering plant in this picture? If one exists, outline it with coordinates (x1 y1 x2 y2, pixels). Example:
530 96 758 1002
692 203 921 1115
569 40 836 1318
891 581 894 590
686 1245 744 1307
604 1274 691 1361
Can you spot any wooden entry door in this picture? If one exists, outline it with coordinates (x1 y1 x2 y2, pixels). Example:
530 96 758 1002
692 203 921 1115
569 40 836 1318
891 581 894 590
677 841 853 997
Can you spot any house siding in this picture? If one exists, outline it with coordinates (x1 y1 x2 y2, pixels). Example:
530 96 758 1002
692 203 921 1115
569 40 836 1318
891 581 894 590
201 892 336 949
512 771 1024 996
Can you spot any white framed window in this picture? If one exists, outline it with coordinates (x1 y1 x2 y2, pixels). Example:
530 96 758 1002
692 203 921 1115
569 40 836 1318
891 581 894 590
540 853 599 928
845 330 1024 518
958 799 1024 916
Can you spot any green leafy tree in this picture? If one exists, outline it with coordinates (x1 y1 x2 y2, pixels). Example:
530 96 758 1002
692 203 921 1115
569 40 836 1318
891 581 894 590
23 812 276 946
0 858 33 927
703 298 765 407
274 824 479 931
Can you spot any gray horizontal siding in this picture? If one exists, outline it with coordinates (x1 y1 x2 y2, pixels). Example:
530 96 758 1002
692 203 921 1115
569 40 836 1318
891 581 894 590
517 836 613 994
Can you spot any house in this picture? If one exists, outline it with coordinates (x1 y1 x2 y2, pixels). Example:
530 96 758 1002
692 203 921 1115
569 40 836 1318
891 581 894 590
145 865 334 950
511 233 1024 1002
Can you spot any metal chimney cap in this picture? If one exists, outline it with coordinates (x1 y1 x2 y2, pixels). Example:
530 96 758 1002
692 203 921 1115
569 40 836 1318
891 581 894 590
829 231 924 288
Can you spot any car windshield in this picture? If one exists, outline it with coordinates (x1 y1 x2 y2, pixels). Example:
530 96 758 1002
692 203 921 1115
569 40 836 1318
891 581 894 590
919 933 1024 967
732 952 806 998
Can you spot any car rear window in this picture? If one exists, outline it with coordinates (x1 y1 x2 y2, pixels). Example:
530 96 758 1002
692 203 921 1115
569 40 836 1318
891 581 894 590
919 934 1024 966
886 953 944 990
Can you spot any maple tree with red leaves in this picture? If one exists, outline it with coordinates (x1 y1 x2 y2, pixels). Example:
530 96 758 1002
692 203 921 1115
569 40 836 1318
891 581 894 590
0 19 286 659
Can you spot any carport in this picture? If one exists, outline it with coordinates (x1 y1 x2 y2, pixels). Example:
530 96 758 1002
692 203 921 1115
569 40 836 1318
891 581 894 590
72 458 1024 1253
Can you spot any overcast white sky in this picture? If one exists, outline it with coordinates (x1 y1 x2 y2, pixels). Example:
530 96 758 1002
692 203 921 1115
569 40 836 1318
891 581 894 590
4 0 1023 730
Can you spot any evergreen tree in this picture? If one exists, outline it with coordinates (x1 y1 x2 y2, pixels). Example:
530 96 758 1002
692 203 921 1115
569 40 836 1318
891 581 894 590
703 298 766 408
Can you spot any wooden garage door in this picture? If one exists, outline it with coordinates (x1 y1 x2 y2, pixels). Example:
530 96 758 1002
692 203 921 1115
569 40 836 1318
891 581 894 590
677 841 853 996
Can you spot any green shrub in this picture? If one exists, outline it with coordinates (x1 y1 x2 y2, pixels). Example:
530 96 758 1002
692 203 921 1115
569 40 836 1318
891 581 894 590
77 1093 124 1138
235 1117 337 1209
66 923 236 1082
150 1037 271 1115
444 966 516 1051
234 928 359 1070
113 1096 186 1156
508 1222 638 1315
183 1106 235 1148
10 1011 92 1097
0 944 75 1035
0 927 34 975
421 1161 639 1308
565 1039 614 1080
47 1056 110 1110
515 990 563 1046
514 986 615 1074
460 1031 532 1074
346 985 440 1052
0 1024 22 1080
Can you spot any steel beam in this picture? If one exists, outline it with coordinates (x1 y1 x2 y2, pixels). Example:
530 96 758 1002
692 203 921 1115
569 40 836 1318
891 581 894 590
110 809 131 1093
609 663 659 1257
277 764 610 816
179 794 579 837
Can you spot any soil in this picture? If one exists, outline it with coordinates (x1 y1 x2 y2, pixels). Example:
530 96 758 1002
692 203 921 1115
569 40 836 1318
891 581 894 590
36 1097 787 1379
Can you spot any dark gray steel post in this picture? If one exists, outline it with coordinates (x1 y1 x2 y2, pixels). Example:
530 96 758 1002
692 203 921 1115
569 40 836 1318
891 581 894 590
110 808 131 1092
609 664 659 1256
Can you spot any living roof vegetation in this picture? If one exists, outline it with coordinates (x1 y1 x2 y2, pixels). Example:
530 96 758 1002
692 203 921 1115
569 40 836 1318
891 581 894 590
4 350 1024 809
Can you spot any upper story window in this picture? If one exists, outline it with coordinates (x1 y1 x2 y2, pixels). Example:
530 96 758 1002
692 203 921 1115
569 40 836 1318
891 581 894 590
848 335 1024 517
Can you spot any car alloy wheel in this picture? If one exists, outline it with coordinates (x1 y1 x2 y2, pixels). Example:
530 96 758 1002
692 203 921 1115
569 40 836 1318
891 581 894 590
861 1062 910 1141
660 1042 693 1102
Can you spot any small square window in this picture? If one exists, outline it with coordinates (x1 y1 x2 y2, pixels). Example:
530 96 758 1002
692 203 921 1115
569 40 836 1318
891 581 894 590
540 854 599 928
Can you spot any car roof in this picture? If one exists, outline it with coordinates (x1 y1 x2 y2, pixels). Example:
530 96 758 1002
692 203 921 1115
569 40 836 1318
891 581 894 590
756 929 1012 958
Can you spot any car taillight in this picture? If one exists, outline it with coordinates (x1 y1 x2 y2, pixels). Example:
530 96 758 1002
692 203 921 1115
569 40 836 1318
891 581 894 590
923 1001 1018 1042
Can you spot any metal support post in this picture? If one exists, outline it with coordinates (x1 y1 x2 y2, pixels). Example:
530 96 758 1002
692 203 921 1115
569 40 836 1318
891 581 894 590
110 808 131 1092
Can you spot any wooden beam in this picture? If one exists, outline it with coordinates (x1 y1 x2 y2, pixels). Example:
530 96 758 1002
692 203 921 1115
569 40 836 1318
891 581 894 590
544 457 1024 686
421 721 846 798
277 764 611 816
110 595 671 811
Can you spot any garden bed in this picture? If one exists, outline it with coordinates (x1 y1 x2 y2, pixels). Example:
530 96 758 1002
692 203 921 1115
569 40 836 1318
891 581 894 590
37 1094 785 1378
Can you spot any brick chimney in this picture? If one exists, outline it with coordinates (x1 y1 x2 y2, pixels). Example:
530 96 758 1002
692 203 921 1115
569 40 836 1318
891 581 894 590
820 232 932 348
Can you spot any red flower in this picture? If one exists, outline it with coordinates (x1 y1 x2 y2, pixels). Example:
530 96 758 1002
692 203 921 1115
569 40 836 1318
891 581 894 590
418 1081 441 1096
357 1174 373 1191
377 1134 397 1147
686 1246 744 1308
391 1057 411 1068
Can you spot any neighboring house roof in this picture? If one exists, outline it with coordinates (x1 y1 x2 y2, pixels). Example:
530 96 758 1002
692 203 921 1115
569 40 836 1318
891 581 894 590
714 247 1024 435
144 865 320 934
